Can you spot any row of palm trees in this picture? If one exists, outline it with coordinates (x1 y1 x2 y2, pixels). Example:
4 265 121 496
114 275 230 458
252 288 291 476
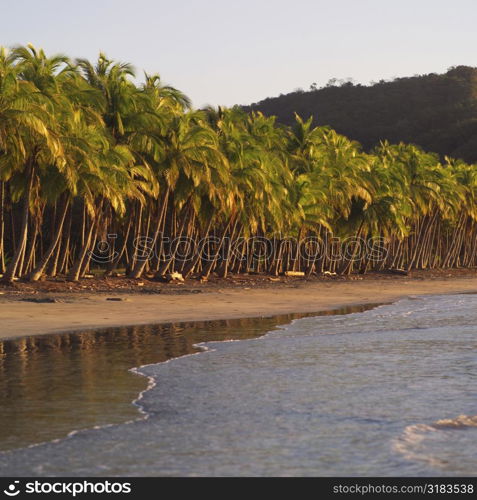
1 45 476 284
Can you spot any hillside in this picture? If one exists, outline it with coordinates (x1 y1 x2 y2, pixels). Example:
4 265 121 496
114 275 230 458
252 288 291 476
245 66 477 162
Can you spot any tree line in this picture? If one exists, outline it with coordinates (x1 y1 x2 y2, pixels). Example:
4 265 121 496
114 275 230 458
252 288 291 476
1 45 477 284
247 65 477 163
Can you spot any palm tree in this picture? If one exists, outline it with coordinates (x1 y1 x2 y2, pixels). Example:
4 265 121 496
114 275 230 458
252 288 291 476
0 46 63 283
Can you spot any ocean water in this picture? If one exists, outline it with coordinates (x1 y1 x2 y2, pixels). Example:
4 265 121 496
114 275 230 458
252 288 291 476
0 294 476 476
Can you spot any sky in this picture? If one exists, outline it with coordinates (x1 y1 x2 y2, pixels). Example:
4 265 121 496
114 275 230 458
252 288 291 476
1 0 477 108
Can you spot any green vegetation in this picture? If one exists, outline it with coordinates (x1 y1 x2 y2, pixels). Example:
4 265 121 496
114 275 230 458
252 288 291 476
247 66 477 163
1 45 477 283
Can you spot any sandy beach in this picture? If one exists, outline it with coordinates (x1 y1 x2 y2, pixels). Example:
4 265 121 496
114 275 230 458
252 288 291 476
1 275 477 340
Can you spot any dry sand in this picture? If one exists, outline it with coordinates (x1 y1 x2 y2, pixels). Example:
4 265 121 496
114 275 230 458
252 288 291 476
1 276 477 340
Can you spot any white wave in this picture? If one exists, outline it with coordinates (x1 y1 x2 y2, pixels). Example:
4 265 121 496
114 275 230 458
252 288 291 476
393 415 477 470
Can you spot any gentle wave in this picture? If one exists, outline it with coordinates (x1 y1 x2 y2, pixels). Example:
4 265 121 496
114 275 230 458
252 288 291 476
393 415 477 470
434 415 477 429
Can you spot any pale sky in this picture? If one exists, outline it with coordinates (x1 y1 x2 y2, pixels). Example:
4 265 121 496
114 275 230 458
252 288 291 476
1 0 476 107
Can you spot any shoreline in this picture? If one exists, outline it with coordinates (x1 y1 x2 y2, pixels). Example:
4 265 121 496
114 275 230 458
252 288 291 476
2 305 375 452
1 277 477 457
1 274 477 341
2 291 477 475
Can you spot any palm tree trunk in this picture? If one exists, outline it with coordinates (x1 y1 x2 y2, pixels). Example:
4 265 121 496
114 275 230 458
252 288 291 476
129 188 170 279
28 196 69 282
21 215 40 277
1 162 35 283
67 203 100 282
104 217 132 277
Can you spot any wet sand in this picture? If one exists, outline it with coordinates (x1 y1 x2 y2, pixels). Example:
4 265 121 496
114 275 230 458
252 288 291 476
1 276 477 340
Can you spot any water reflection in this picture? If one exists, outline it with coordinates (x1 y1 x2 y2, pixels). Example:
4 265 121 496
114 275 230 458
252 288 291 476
0 304 377 451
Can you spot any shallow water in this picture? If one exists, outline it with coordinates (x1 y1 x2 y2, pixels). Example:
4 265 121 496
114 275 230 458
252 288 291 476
1 295 477 476
0 306 369 451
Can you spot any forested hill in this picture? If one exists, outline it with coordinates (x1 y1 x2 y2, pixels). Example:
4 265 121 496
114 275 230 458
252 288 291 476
245 66 477 162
